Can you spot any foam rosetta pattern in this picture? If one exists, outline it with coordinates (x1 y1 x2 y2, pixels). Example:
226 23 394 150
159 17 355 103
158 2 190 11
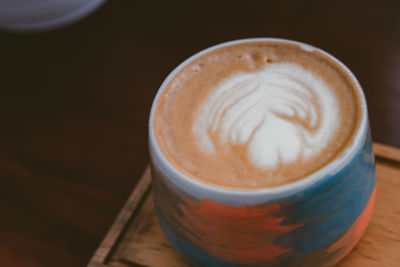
193 62 339 168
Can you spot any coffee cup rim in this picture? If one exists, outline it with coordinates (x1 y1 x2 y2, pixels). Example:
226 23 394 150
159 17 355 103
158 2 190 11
149 38 368 203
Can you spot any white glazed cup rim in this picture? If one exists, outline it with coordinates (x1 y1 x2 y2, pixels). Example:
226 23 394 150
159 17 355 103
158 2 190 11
149 38 368 205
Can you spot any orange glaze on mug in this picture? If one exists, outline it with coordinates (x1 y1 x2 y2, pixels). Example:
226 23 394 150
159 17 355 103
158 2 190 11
179 198 302 264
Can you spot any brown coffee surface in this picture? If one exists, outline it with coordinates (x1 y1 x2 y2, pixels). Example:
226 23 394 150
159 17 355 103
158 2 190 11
153 41 363 189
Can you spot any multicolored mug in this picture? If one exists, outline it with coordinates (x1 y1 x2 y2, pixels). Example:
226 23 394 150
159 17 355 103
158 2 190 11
149 39 376 266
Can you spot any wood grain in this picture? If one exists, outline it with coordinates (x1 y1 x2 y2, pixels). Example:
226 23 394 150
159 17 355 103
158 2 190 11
89 167 151 265
88 143 400 267
374 143 400 163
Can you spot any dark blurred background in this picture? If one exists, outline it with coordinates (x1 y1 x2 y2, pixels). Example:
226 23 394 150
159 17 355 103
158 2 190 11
1 0 399 266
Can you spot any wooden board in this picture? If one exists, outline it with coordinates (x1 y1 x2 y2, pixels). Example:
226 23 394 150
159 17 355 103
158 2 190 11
88 143 400 267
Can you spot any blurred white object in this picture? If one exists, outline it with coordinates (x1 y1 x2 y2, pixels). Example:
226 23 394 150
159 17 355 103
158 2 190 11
0 0 105 31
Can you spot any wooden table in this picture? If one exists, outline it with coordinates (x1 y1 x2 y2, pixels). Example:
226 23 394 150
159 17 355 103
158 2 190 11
1 1 400 266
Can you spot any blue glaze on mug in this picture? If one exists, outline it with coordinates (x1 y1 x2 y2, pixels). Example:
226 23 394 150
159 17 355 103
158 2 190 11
153 129 376 266
157 208 236 267
277 130 375 263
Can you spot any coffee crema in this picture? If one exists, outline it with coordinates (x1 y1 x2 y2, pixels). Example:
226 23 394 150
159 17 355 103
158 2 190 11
154 41 363 189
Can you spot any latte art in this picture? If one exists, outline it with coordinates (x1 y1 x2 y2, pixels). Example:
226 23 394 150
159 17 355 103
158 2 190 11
154 41 361 188
194 63 339 169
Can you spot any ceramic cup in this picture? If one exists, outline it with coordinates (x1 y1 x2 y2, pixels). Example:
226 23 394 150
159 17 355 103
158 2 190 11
0 0 105 31
149 39 376 267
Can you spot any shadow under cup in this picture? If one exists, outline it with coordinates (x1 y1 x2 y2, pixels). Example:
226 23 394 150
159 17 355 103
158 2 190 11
149 39 376 267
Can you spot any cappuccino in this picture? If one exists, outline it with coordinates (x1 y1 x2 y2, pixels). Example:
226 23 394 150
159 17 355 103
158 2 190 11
154 40 362 189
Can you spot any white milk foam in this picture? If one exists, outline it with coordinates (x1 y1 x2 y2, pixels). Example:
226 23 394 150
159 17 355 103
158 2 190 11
193 62 339 169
